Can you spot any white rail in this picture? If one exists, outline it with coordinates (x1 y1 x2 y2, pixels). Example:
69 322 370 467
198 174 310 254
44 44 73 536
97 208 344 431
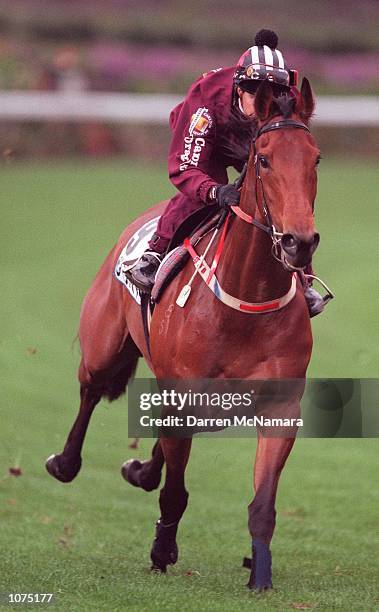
0 92 378 125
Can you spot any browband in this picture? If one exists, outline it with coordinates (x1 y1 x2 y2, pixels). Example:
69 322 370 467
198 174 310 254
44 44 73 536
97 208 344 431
255 119 310 141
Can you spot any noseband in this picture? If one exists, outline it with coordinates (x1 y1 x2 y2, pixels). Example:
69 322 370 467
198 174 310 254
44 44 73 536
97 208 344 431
231 119 311 270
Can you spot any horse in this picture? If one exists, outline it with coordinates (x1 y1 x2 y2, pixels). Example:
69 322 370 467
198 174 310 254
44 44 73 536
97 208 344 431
46 77 321 591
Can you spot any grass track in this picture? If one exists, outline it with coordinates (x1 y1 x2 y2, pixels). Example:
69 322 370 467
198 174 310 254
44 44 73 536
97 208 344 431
0 158 378 611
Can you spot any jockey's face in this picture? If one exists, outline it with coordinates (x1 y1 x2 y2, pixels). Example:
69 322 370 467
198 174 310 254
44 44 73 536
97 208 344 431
237 87 255 117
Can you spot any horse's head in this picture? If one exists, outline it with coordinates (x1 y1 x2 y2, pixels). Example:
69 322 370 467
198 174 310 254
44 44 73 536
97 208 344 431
248 77 320 270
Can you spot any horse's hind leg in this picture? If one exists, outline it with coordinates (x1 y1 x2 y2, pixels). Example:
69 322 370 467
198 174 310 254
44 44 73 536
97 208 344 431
45 376 101 482
149 437 192 572
247 435 295 591
46 254 141 483
46 336 140 483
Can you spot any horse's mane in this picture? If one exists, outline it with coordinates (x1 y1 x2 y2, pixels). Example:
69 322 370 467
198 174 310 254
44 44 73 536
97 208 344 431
218 93 297 166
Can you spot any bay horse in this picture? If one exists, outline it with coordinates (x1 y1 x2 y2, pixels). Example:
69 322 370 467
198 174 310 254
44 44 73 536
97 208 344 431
46 78 321 591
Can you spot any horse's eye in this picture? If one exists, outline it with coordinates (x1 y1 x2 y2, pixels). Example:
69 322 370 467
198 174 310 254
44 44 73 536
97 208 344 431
259 156 269 169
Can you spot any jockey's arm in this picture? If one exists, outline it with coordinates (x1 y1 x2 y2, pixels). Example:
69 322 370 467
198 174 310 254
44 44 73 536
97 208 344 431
168 83 221 206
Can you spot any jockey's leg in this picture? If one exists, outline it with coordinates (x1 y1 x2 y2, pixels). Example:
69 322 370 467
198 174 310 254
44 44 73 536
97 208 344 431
130 193 202 292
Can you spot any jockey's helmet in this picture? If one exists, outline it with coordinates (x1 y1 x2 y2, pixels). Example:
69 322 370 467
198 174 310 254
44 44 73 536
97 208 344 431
234 29 298 96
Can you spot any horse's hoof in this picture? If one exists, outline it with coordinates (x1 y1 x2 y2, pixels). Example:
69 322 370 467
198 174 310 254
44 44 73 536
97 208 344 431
150 563 167 574
247 584 273 593
247 539 273 591
121 459 161 491
45 454 82 483
150 544 178 569
150 519 179 571
121 459 143 487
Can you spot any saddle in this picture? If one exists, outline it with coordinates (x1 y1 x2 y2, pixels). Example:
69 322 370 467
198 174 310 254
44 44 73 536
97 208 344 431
115 207 222 305
152 208 221 303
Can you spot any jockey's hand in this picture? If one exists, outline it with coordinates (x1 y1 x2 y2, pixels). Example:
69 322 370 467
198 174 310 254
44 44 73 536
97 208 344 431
208 184 240 209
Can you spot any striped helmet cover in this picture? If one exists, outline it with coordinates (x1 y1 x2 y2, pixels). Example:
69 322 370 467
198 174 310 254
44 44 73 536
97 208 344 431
235 44 290 91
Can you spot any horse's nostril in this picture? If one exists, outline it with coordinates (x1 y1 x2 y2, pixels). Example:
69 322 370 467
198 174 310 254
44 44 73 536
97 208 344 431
306 232 320 256
281 234 298 253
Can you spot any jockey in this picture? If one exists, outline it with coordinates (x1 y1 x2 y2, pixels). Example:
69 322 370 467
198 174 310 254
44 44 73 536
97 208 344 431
131 29 325 316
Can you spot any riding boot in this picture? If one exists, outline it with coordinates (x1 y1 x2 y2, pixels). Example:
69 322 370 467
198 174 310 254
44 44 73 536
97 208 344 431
130 251 163 293
299 269 325 318
304 285 325 318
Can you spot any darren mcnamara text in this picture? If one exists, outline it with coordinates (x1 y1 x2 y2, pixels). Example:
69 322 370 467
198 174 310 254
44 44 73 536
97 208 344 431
139 415 303 428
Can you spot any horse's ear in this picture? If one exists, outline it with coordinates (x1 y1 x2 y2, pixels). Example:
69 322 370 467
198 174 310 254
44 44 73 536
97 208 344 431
298 77 315 123
254 79 273 120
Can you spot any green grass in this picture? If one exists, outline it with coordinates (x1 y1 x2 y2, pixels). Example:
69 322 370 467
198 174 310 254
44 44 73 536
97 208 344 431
0 158 378 611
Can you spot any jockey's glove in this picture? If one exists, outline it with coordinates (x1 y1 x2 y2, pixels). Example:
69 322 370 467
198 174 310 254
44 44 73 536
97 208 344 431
208 184 240 209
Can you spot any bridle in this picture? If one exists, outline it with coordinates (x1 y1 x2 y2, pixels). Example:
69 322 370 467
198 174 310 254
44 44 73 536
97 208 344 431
231 118 311 271
180 116 333 312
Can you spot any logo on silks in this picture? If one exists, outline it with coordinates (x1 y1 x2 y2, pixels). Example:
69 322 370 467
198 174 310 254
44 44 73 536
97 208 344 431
189 107 213 136
179 135 206 171
179 107 212 171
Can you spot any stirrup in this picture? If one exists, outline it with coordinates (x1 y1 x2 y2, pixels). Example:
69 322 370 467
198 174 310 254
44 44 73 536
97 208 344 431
305 274 335 306
303 275 334 318
141 251 163 264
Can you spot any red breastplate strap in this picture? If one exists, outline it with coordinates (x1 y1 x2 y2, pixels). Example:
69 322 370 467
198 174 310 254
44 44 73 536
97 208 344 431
183 213 297 314
230 205 254 224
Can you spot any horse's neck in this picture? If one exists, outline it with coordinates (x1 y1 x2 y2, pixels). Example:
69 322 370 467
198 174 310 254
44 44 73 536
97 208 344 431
217 183 292 304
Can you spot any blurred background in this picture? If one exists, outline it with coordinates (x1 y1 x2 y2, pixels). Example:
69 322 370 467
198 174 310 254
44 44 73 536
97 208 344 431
0 0 378 159
1 4 378 610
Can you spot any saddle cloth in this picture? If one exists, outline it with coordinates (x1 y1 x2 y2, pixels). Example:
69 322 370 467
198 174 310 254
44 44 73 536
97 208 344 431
114 216 159 304
114 210 221 305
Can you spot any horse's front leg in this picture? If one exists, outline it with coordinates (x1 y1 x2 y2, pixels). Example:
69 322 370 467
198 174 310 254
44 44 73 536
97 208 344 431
150 437 192 572
122 439 165 491
247 434 295 591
